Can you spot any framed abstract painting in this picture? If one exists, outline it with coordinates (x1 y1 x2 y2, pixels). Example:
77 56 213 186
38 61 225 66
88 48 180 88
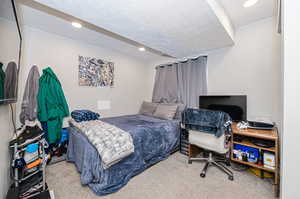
78 55 114 87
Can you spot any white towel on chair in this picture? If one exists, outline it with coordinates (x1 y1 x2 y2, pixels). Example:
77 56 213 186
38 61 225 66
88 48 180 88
189 130 228 154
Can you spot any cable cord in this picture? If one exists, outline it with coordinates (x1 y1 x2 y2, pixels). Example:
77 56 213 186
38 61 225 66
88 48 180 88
230 161 249 172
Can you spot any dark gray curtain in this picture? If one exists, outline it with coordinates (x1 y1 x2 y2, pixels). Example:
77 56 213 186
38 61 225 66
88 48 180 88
152 56 207 107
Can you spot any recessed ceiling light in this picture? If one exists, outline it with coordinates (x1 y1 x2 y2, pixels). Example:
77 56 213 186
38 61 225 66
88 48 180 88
138 47 146 51
72 22 82 28
243 0 258 8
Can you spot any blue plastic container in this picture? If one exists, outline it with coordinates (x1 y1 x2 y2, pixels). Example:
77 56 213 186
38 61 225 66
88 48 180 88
233 144 259 163
26 143 39 153
59 128 69 143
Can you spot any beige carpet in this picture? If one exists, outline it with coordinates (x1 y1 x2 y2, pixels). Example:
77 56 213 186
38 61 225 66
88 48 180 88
46 152 275 199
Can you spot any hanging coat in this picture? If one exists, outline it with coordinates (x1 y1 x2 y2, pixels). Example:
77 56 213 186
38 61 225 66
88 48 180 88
0 62 5 101
37 67 69 144
3 61 17 99
20 65 40 124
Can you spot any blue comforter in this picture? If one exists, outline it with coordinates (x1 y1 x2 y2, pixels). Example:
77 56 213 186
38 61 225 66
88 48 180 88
67 114 180 195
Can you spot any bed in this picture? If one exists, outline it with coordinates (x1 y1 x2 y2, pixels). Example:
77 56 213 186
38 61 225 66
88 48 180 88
66 114 180 195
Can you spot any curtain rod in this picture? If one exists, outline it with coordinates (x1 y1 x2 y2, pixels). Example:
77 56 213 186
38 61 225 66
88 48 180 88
157 55 208 67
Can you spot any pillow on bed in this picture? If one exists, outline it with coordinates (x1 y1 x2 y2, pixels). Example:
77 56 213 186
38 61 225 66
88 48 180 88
153 104 178 120
139 101 158 116
157 103 186 120
174 103 186 120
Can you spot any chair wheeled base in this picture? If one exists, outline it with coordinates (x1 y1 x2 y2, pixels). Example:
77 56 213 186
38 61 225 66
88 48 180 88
188 152 234 181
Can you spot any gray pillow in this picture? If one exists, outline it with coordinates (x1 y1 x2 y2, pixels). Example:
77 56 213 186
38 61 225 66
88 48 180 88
153 104 178 120
139 101 158 116
174 103 186 120
159 103 186 120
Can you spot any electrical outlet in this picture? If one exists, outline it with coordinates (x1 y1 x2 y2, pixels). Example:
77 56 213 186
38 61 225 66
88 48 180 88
97 100 111 110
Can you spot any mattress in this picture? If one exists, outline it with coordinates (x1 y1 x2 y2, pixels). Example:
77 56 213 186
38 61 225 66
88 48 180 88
67 114 180 195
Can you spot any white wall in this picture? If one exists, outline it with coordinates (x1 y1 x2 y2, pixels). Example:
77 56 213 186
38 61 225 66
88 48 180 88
207 17 281 123
0 106 15 199
0 18 19 199
1 15 155 197
281 1 300 198
0 13 282 198
0 18 20 66
146 17 281 124
17 26 153 125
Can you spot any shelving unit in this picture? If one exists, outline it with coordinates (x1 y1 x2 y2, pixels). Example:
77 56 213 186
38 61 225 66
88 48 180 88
232 140 276 152
231 123 280 197
9 133 48 198
232 158 276 173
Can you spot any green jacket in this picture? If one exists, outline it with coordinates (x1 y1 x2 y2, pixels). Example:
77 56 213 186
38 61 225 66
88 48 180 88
0 62 5 101
37 67 69 144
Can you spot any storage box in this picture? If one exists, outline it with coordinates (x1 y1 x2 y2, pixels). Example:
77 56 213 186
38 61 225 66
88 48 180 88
249 167 274 178
263 151 275 170
233 144 259 163
59 128 69 143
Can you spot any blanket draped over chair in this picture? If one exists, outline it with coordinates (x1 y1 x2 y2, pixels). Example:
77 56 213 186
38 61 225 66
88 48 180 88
182 108 232 137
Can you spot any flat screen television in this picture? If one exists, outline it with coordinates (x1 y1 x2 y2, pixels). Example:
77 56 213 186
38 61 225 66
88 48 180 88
199 95 247 121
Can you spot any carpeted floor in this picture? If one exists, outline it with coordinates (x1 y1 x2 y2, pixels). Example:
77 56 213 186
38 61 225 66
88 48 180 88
46 152 275 199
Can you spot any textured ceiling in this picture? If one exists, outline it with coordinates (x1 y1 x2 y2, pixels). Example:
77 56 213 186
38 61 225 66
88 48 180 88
17 5 164 62
216 0 276 28
15 0 275 60
32 0 234 58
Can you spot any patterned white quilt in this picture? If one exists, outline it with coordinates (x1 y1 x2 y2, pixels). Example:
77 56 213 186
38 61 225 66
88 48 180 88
70 119 134 169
